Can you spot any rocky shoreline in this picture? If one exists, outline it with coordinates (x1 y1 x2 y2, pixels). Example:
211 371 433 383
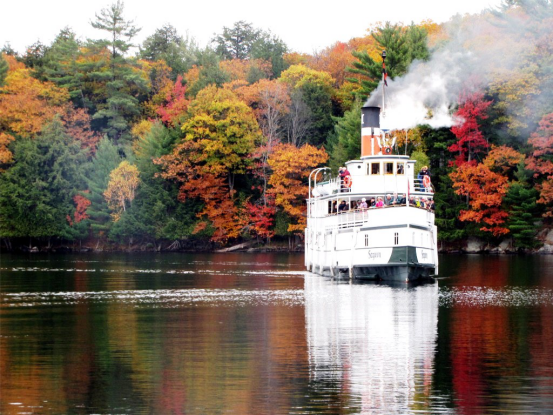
4 230 553 255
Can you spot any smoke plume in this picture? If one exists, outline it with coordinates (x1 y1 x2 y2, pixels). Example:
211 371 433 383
366 4 553 131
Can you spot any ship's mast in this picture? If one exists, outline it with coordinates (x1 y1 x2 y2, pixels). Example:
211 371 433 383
381 50 387 117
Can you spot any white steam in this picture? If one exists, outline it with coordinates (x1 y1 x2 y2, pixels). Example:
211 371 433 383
377 49 472 129
365 7 551 131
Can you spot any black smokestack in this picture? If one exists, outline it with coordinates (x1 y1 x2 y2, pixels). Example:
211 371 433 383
362 105 380 129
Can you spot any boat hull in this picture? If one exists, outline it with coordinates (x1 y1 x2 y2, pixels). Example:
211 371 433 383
305 207 438 283
311 264 434 282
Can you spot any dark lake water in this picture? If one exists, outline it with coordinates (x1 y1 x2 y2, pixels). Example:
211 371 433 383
1 252 553 414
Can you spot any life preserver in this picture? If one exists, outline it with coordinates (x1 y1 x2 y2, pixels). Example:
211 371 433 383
423 175 431 188
384 146 392 154
343 175 352 188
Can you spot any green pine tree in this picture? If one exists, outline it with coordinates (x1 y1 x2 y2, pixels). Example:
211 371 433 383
418 126 467 243
0 117 86 241
0 53 8 86
109 122 199 246
88 0 149 144
300 81 335 147
139 24 198 79
348 22 430 100
42 28 87 107
505 182 542 249
84 136 121 237
187 48 230 97
328 102 362 169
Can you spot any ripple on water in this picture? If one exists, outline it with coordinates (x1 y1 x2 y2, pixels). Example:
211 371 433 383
1 267 303 278
1 288 306 308
438 286 553 308
3 284 552 309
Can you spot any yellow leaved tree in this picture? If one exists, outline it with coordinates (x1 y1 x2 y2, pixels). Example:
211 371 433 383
104 161 140 221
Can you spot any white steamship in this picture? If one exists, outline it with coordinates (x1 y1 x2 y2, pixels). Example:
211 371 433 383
304 104 438 282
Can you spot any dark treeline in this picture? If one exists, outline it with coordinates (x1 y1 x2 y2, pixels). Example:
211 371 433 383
0 0 552 252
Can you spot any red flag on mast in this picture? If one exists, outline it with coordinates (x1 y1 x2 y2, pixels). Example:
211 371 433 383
382 61 388 87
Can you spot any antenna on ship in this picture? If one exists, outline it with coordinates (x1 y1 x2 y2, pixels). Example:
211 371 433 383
381 50 387 117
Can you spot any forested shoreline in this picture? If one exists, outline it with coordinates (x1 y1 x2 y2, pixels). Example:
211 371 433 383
1 1 552 254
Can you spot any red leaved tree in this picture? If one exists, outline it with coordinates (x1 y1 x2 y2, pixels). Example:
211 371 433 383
62 108 101 155
244 196 276 241
156 75 189 128
449 91 492 166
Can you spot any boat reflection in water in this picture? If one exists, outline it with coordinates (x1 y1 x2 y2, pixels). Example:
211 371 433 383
304 273 441 413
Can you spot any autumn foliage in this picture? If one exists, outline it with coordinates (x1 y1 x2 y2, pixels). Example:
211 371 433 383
156 75 190 127
2 4 553 250
526 113 553 211
450 163 510 236
268 143 328 234
158 86 262 242
104 161 140 222
449 91 492 166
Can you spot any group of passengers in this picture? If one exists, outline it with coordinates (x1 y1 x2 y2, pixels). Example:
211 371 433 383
334 193 434 213
338 165 434 193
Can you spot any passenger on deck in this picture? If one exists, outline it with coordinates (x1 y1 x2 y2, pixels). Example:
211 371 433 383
384 194 395 206
396 194 406 205
409 195 416 206
338 200 349 212
426 198 435 211
375 197 384 208
369 198 376 208
339 167 351 192
358 198 368 210
418 166 431 192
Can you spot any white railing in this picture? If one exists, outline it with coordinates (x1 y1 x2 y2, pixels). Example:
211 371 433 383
317 204 435 231
337 209 368 229
414 178 434 193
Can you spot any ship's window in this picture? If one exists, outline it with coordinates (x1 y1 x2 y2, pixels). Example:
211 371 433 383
397 162 405 175
394 232 399 245
365 234 369 247
385 162 394 174
370 162 380 175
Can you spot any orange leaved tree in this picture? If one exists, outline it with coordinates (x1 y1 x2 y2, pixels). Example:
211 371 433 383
268 143 328 234
450 162 510 236
0 55 69 164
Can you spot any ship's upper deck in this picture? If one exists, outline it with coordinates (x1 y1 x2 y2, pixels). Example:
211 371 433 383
309 154 432 198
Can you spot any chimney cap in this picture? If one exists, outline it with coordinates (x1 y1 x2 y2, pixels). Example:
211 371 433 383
362 100 381 109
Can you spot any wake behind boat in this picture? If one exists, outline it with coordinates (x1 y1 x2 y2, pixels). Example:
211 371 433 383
304 104 438 282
